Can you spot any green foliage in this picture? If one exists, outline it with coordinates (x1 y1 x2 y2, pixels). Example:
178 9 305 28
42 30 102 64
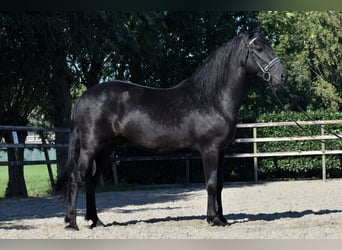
258 11 342 112
256 111 342 179
103 11 257 87
312 76 342 111
0 12 55 125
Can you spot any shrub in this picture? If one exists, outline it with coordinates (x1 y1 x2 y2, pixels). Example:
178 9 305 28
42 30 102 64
255 110 342 179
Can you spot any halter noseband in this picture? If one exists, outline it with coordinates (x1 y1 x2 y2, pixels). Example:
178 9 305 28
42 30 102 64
246 37 281 82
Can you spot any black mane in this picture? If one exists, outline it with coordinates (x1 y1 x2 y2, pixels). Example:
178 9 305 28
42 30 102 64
187 34 245 102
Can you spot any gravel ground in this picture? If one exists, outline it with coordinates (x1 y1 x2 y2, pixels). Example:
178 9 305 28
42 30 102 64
1 179 342 239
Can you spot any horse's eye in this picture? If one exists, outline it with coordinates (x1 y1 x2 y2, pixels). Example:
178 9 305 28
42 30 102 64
253 42 263 51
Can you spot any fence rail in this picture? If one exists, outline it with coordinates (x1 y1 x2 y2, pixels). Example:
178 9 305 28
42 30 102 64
0 126 69 187
1 120 342 186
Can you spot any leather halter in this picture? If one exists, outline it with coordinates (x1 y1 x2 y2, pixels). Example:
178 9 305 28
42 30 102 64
246 37 281 82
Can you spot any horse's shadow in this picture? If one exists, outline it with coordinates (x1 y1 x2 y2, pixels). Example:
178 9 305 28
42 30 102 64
105 209 342 227
2 184 342 230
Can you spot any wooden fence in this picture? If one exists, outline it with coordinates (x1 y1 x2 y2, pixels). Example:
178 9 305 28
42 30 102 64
1 120 341 187
234 120 342 182
0 125 69 187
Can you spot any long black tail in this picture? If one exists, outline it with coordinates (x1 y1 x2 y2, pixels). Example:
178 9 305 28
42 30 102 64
54 125 80 202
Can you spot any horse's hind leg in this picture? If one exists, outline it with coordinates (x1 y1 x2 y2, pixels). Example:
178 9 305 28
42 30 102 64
65 149 93 230
64 169 82 230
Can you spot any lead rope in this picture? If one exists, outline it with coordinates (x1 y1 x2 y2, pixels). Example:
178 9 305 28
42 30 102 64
293 103 342 141
271 87 342 147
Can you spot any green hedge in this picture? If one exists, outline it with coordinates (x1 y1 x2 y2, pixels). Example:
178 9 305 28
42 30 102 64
255 110 342 179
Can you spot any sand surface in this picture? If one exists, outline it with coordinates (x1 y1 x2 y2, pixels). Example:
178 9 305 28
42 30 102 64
1 179 342 239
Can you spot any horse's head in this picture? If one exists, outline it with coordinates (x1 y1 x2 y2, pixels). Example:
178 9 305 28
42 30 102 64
243 29 287 86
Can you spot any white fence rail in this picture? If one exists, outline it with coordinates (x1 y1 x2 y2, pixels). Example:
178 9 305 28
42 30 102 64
233 120 342 182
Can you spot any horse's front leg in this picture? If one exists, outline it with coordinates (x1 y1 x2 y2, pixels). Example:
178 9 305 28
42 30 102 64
65 150 93 230
217 150 227 224
85 173 105 229
85 154 112 228
201 147 227 226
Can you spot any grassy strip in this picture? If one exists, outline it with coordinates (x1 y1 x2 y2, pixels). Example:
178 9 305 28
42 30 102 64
0 164 57 198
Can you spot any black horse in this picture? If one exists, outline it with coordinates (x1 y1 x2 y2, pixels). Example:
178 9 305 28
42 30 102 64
56 29 287 230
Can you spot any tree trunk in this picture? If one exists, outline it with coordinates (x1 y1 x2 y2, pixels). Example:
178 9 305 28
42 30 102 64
4 130 28 198
50 61 72 180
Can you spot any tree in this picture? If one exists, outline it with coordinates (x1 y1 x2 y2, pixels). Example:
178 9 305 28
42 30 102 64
101 11 258 87
258 11 342 112
0 12 73 196
0 12 53 197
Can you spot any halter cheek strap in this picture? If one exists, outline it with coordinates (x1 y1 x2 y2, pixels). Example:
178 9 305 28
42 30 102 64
248 37 257 47
245 37 281 82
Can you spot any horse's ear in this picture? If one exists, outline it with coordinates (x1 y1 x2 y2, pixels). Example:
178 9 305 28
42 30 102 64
247 22 262 32
255 26 263 33
247 22 254 33
245 22 263 39
246 22 257 38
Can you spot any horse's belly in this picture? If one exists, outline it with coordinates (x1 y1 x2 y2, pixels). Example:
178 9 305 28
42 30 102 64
117 109 231 152
126 126 191 151
117 110 192 151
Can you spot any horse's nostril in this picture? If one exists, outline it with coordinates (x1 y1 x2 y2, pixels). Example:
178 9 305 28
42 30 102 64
281 73 287 82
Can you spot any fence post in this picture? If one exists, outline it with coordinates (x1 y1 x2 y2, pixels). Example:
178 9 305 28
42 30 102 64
112 155 119 185
11 131 20 164
39 132 55 188
321 125 326 181
185 154 190 186
99 174 105 187
253 127 258 183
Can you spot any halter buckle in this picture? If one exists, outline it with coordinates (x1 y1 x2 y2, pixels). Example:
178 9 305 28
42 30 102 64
263 72 271 82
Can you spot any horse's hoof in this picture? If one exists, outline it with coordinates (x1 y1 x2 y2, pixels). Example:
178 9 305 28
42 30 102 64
207 217 228 227
88 219 105 229
64 216 71 223
65 224 79 231
219 215 228 224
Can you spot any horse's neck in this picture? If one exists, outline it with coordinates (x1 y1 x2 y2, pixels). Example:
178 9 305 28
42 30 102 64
218 64 248 119
179 39 248 117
